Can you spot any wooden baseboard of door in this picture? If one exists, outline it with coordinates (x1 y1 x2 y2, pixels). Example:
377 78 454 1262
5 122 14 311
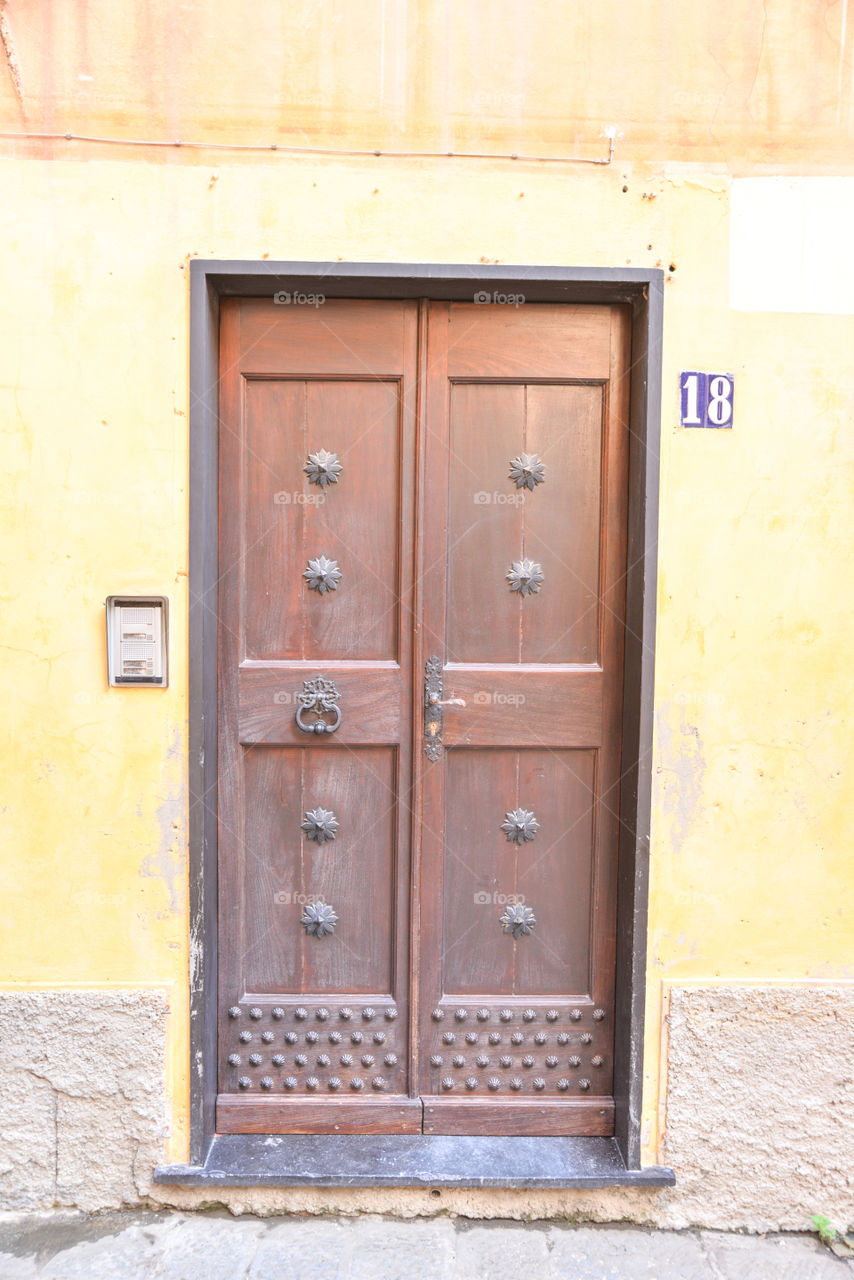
216 1095 423 1134
422 1097 614 1136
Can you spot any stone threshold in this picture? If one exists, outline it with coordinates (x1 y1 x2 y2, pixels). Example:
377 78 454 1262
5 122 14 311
155 1134 675 1188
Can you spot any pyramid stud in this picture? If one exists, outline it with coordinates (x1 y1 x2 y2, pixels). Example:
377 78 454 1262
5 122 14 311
501 808 539 844
500 903 537 938
300 901 339 938
303 555 342 594
508 453 546 491
304 449 343 489
301 807 339 844
507 559 544 597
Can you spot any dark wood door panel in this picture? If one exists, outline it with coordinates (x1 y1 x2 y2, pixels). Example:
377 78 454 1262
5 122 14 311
444 303 613 380
218 1097 422 1135
417 300 630 1134
236 745 398 995
446 381 604 665
439 667 603 748
419 996 614 1115
243 377 403 663
218 299 417 1131
441 747 596 998
217 994 412 1113
218 296 631 1136
237 665 403 745
423 1098 614 1136
521 383 604 665
234 297 415 377
445 381 526 665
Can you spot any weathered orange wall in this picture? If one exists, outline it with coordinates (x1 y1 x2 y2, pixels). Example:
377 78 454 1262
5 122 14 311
2 0 852 166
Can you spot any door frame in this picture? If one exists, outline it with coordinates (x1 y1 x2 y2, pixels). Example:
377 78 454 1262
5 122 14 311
177 260 664 1180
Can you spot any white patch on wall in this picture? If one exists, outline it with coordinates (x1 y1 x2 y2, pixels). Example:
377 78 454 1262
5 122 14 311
730 178 854 315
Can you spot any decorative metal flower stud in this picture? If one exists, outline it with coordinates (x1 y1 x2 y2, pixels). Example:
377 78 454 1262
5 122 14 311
501 808 539 844
301 901 339 938
304 448 343 489
303 555 342 594
509 453 546 491
500 903 537 939
506 558 544 596
301 807 339 844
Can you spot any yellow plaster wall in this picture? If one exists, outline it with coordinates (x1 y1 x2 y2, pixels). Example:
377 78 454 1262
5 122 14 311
1 0 852 1169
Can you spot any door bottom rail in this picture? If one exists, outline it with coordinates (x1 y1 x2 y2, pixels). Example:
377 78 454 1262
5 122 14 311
216 1094 614 1136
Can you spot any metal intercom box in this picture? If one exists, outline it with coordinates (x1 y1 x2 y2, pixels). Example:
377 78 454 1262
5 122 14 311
105 596 169 687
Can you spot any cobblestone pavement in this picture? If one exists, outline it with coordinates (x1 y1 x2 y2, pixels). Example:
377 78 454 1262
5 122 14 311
0 1211 851 1279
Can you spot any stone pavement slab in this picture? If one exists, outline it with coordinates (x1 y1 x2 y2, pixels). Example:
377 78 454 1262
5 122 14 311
0 1210 850 1279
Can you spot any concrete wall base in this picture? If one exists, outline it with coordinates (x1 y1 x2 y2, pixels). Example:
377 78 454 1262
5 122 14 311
0 991 167 1212
3 986 852 1231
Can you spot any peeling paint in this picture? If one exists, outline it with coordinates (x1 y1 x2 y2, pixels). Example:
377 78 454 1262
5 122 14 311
0 2 24 114
654 707 706 859
140 727 187 919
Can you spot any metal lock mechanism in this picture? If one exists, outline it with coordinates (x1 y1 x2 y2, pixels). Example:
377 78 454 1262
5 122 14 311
423 656 465 760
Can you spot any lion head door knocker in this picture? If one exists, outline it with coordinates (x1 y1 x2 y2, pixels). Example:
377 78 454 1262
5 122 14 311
295 675 342 735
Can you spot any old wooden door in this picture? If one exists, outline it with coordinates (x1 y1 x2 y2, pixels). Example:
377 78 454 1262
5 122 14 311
216 296 630 1137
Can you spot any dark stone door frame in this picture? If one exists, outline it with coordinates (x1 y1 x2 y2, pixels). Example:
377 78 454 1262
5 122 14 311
157 260 670 1188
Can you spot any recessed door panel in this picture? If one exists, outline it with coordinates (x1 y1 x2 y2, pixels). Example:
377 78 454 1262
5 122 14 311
243 377 401 663
240 745 397 995
441 747 595 998
446 382 603 665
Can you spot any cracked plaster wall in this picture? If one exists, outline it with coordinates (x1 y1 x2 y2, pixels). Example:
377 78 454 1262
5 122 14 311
0 991 167 1212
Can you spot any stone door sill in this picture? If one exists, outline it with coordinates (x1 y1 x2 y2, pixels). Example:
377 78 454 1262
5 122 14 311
155 1134 675 1188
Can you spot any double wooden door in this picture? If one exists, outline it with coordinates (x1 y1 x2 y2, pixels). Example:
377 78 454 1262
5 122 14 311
216 296 630 1136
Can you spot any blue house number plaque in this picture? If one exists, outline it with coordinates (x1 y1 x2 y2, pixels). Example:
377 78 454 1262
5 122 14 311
680 372 734 429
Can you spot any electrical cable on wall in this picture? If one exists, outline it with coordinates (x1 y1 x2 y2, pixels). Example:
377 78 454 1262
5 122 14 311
0 127 618 165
